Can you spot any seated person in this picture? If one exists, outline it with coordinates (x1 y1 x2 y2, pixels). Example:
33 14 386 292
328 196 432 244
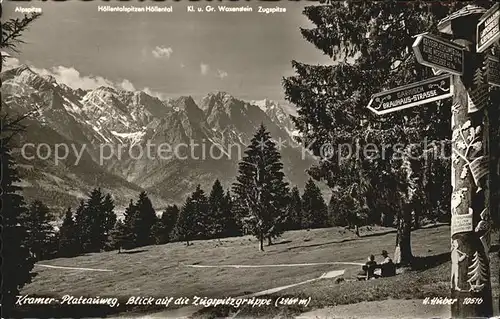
357 255 378 280
379 250 396 277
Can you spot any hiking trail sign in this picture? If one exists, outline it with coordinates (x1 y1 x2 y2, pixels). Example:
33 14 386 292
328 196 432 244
477 2 500 53
366 74 453 115
413 33 465 75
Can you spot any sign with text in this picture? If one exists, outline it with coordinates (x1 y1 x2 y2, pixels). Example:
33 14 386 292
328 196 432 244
367 74 453 115
487 55 500 87
477 3 500 53
470 156 489 186
451 212 474 236
413 33 465 75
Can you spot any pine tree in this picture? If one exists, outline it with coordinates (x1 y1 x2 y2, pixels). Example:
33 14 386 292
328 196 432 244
176 195 197 246
1 144 35 311
1 12 41 315
102 193 117 242
151 220 167 245
233 124 290 251
287 186 303 230
83 188 106 252
109 220 134 253
134 191 157 246
281 1 471 264
58 207 79 257
74 199 87 252
23 200 56 261
223 190 240 237
163 204 180 241
301 179 328 229
327 193 337 227
190 185 209 239
330 190 361 235
122 199 138 248
207 179 227 238
151 205 179 245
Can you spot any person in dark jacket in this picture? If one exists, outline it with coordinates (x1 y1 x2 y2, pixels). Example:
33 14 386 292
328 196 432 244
379 250 396 277
357 255 378 280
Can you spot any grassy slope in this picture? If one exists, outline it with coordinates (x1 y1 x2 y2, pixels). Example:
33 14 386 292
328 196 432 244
16 225 497 318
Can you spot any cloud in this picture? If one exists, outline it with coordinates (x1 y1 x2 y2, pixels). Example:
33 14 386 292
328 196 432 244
200 63 209 75
152 46 173 59
3 57 170 100
142 87 169 100
217 69 228 79
31 65 116 90
2 55 20 70
119 79 136 91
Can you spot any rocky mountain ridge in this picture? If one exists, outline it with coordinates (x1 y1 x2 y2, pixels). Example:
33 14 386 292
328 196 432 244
1 65 318 215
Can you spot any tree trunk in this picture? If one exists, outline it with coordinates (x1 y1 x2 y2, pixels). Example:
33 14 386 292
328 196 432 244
354 225 360 237
267 237 272 246
413 208 421 230
259 234 264 251
394 207 413 266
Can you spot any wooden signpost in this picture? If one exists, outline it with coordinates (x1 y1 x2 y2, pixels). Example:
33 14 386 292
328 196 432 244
366 74 453 115
413 33 465 75
367 4 497 318
477 2 500 53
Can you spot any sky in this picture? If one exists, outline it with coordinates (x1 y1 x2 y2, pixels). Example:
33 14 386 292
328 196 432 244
3 1 333 103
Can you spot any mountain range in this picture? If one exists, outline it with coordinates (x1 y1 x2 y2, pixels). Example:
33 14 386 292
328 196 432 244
1 65 321 216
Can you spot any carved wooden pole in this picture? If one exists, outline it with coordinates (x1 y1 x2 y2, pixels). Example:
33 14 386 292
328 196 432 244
438 7 494 318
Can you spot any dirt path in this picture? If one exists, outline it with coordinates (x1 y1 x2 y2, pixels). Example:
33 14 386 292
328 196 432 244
188 262 363 268
35 264 113 272
297 299 450 319
120 269 346 318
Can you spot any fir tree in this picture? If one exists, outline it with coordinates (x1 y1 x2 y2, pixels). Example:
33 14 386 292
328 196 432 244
23 200 56 261
301 179 328 229
223 190 240 237
74 199 87 252
102 193 117 241
1 12 41 315
281 1 473 264
83 188 106 252
327 193 336 227
233 124 290 251
329 190 362 236
122 199 138 248
287 186 303 230
109 220 134 253
190 185 209 239
134 191 157 246
176 195 197 246
207 179 227 238
58 207 79 257
151 205 179 245
163 204 180 242
151 220 167 245
1 144 35 311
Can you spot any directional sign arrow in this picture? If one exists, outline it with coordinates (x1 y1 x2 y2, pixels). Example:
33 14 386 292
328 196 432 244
367 74 453 116
477 2 500 53
413 33 465 75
